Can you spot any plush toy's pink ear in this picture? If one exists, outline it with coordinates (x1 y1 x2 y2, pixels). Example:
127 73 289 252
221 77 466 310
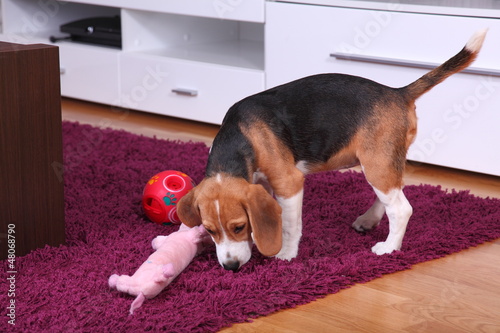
153 263 175 283
108 274 119 288
151 235 168 250
130 292 146 315
162 263 175 279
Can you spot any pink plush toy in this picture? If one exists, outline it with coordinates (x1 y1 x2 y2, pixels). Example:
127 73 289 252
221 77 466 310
108 224 210 314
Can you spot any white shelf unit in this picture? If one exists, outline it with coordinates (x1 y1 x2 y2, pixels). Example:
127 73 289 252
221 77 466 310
286 0 500 19
266 1 500 176
121 10 264 72
1 0 499 176
119 7 264 124
0 0 122 105
0 0 265 124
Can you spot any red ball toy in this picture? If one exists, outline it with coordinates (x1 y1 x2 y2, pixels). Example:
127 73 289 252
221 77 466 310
142 170 196 225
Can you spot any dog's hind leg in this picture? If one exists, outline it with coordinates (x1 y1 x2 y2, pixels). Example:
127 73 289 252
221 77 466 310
370 187 412 255
357 146 413 254
352 197 386 232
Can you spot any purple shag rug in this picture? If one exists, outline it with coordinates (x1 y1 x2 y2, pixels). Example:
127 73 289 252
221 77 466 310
2 121 500 332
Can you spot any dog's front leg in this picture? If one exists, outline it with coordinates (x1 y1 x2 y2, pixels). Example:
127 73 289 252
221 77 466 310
275 189 304 261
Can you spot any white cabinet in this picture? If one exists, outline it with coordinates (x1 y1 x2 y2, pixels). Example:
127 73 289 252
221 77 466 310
266 1 500 176
1 0 499 175
0 0 265 123
118 0 264 22
0 0 121 104
67 0 265 22
120 53 263 124
119 7 264 124
59 43 120 105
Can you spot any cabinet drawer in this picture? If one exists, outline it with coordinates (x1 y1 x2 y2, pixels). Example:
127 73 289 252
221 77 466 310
120 0 265 22
266 2 500 88
120 54 264 124
266 2 500 175
59 43 120 105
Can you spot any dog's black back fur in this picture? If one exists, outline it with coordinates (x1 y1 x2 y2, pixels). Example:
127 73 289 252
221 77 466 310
207 73 399 179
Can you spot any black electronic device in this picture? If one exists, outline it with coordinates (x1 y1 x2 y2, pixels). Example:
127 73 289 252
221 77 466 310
51 16 121 48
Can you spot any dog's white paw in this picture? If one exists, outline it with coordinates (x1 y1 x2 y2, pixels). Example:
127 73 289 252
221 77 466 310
275 246 298 261
371 241 399 255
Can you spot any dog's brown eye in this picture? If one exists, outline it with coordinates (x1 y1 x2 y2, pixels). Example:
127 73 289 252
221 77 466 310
234 225 245 234
205 227 215 235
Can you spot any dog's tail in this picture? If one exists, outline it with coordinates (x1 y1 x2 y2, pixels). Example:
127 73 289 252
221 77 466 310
402 29 487 100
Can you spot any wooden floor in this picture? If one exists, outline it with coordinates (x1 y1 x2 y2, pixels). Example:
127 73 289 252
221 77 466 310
62 98 500 333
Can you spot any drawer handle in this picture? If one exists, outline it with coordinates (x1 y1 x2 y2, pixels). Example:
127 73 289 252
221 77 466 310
60 67 66 75
171 88 198 97
330 52 500 77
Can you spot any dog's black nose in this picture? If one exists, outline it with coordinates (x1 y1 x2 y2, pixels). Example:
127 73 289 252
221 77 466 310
223 261 240 272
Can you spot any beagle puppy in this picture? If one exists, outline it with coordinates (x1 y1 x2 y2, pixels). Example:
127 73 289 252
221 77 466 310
177 30 487 271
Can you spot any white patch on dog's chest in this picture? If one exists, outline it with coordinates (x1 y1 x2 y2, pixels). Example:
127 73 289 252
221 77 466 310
295 161 310 174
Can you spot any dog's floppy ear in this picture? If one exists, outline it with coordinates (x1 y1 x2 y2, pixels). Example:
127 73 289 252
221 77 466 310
177 187 202 227
244 184 282 257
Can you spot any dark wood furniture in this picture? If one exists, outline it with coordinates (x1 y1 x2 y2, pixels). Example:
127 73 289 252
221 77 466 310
0 42 65 259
